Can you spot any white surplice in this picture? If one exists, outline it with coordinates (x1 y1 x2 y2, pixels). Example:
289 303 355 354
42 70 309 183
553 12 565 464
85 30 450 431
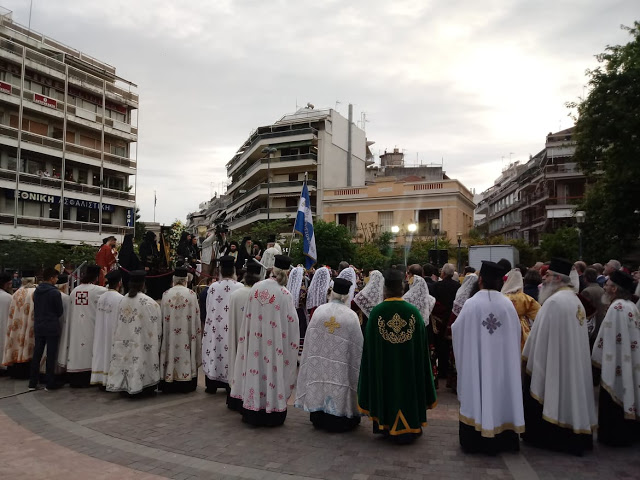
452 289 525 436
336 268 357 305
202 278 242 384
295 300 363 417
230 278 300 413
227 285 252 384
261 244 283 270
592 299 640 420
403 276 435 326
106 292 162 394
90 290 123 385
522 288 597 434
0 289 12 369
58 284 107 371
160 285 202 383
353 270 384 318
306 267 331 311
2 286 35 366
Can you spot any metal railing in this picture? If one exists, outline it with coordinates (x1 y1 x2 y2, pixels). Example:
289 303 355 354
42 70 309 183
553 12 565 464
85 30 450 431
227 179 317 210
229 152 317 190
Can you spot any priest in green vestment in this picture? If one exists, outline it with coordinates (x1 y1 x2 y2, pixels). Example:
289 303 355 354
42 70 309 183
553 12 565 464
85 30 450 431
358 268 437 444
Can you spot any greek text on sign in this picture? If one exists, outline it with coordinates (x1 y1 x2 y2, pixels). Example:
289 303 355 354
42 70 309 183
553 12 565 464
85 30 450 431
0 81 11 95
33 93 57 109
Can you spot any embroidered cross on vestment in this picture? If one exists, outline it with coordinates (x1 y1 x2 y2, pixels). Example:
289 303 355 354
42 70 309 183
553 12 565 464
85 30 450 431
324 316 341 334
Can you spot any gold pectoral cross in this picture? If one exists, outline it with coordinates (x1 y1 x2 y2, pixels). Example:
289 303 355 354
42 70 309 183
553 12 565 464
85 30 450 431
324 316 341 334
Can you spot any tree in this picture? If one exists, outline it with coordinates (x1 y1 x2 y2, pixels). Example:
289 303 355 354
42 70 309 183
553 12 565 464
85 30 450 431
568 22 640 261
290 220 354 269
134 207 146 243
353 243 389 271
540 227 580 261
245 218 292 249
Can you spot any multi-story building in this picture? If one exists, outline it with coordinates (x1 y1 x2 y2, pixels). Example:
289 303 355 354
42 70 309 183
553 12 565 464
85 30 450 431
475 127 585 246
0 9 138 245
323 150 475 244
223 106 367 230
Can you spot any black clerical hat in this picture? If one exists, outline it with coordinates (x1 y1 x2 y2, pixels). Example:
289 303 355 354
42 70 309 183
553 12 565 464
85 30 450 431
129 270 147 281
333 278 352 295
610 270 635 295
246 258 262 275
267 234 276 243
219 255 236 268
549 258 572 277
174 267 188 278
274 255 292 270
56 275 68 285
105 270 122 283
480 261 504 283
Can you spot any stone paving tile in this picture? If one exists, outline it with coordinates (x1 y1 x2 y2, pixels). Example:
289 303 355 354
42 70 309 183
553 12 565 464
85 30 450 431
2 375 640 479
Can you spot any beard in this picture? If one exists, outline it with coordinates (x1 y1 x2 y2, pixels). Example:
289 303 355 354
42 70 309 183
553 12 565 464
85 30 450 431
601 292 612 305
539 282 562 305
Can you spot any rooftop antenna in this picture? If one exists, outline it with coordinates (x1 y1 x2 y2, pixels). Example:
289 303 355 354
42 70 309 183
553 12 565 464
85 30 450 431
28 0 33 30
335 100 341 112
360 112 369 133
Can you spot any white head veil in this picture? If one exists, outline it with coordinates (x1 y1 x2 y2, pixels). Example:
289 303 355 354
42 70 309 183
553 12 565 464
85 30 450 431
353 270 384 318
501 269 523 294
286 266 304 308
402 275 435 325
452 273 479 317
336 267 357 304
569 268 580 293
306 267 331 311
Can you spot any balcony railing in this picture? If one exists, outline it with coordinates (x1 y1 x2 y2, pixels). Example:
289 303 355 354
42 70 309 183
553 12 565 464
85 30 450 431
228 207 313 227
227 127 318 172
229 152 318 190
227 179 317 210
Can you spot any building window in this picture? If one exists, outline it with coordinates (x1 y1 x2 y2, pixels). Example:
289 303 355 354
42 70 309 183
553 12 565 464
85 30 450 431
102 211 112 224
111 144 126 157
285 197 298 208
49 203 70 220
77 207 99 223
78 169 88 184
378 211 394 232
289 173 299 182
418 209 440 235
7 156 16 171
337 213 357 235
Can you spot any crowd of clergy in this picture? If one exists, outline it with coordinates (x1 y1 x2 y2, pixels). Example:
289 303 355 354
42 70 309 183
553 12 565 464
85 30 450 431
1 243 640 455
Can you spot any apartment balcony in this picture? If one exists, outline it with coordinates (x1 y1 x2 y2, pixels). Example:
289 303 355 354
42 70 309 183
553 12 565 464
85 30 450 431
226 179 317 213
519 189 550 211
228 206 315 230
0 213 132 234
544 163 583 179
227 126 318 175
227 152 318 194
486 199 521 221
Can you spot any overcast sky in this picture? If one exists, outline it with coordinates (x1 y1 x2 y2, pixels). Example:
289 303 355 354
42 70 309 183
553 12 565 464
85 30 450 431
3 1 637 224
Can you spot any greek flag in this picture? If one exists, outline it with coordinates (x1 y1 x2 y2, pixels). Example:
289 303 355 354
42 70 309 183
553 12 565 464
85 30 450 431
294 181 317 269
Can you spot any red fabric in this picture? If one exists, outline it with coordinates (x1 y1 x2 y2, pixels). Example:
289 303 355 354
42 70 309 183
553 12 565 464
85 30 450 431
95 244 116 287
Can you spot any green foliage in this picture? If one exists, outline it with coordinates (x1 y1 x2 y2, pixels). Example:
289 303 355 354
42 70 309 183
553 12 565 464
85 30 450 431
353 242 388 271
0 236 101 273
540 227 580 261
303 220 355 269
568 23 640 261
168 219 185 265
244 218 292 249
506 239 540 267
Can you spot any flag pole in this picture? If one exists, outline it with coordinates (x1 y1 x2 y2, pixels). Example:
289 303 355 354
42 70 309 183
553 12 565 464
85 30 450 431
288 172 307 257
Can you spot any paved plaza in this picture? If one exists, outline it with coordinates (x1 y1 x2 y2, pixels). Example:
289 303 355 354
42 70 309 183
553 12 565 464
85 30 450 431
0 374 638 480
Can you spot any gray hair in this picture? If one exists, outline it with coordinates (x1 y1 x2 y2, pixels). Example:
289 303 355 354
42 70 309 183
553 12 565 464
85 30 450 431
22 277 36 287
330 290 350 304
271 267 288 287
173 276 188 287
607 259 621 271
442 263 455 277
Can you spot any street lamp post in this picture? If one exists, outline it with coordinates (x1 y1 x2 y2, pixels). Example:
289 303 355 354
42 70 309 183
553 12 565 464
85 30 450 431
261 147 277 221
432 218 440 270
405 223 417 266
457 232 462 272
575 210 586 260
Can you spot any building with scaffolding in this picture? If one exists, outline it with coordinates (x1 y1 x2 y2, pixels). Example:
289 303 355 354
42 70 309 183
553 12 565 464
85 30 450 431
0 8 138 245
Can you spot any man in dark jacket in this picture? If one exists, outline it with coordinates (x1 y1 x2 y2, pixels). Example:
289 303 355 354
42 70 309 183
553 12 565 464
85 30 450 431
431 263 460 379
29 268 63 391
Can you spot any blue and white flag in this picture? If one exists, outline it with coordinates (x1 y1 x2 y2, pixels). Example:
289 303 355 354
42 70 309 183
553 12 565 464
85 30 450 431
294 181 317 269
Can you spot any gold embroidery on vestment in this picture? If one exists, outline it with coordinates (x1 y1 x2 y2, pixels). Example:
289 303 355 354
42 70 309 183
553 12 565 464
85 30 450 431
378 313 415 344
324 316 341 334
577 306 585 325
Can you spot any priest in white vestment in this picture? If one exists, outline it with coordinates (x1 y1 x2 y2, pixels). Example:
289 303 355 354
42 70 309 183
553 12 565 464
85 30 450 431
0 273 13 374
57 265 107 387
227 259 263 411
522 258 597 456
107 271 162 396
452 261 524 454
295 278 363 431
353 270 384 332
592 270 640 446
90 270 123 386
160 267 202 393
261 235 282 271
230 255 300 427
203 255 242 394
2 273 36 378
403 276 435 326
